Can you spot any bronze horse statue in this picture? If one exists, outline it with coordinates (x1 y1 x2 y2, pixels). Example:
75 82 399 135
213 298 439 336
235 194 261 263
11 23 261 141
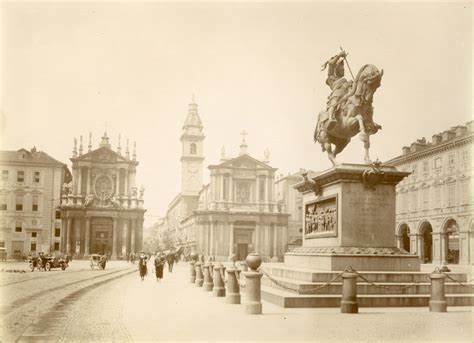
314 51 383 166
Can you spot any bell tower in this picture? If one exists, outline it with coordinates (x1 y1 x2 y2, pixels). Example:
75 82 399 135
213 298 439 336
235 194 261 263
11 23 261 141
180 96 205 195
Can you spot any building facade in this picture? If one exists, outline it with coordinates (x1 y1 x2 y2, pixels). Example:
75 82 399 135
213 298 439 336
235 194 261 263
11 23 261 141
182 137 289 261
275 171 306 250
59 133 145 259
0 147 70 258
386 122 473 266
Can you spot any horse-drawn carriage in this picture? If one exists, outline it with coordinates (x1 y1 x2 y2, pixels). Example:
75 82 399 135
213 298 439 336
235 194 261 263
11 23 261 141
90 254 107 270
29 255 69 271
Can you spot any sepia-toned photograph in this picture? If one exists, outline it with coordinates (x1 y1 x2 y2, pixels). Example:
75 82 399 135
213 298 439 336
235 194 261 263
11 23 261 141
0 0 472 342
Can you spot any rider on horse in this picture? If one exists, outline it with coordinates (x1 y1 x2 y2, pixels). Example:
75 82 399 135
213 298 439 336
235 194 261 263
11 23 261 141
321 49 352 131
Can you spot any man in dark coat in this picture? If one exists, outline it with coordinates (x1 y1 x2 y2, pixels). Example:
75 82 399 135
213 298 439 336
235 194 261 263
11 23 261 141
154 253 165 282
166 252 175 273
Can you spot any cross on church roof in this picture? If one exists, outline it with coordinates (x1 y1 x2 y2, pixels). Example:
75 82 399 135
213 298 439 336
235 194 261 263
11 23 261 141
241 130 248 142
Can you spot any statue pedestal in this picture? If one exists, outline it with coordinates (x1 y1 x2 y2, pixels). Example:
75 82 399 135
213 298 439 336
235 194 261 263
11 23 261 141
286 164 420 271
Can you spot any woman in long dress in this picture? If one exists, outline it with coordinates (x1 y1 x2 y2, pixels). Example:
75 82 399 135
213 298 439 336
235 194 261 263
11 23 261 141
154 253 165 282
138 252 148 281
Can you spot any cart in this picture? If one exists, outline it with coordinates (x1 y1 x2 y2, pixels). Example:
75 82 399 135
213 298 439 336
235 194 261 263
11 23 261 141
90 254 107 269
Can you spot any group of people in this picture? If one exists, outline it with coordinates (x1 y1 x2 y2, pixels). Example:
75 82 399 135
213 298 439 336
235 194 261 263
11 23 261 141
137 251 177 282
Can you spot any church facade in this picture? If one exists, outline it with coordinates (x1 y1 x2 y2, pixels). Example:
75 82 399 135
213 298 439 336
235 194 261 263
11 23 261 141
59 133 145 259
159 98 289 261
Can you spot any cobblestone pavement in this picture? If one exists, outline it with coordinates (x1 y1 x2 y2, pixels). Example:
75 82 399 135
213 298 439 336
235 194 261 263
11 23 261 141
2 261 473 342
0 260 135 341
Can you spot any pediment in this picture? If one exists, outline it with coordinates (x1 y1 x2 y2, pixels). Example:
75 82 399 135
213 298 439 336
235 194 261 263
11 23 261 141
218 154 272 170
74 147 130 163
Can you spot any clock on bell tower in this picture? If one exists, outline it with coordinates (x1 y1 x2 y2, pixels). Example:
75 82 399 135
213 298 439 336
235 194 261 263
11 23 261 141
180 96 205 195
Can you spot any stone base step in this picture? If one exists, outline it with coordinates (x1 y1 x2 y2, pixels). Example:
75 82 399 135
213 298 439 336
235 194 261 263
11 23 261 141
261 263 469 283
261 275 474 295
261 285 474 308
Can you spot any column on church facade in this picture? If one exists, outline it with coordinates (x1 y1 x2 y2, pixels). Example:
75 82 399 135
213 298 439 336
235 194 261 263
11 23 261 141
281 224 287 254
229 176 233 202
115 171 120 197
112 218 118 258
124 170 129 197
85 217 91 255
122 218 128 255
273 224 278 258
137 218 144 253
74 217 81 255
254 223 260 254
130 219 136 254
61 217 67 253
87 168 91 194
265 224 271 257
77 169 82 195
256 176 260 203
209 220 214 256
72 169 78 195
229 222 234 256
79 217 85 254
66 217 72 253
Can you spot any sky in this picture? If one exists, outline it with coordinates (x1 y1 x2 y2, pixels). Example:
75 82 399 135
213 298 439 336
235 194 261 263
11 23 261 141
1 1 472 226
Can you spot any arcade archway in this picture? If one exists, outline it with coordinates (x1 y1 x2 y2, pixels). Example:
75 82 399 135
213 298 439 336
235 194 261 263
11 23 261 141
419 222 433 263
443 219 459 264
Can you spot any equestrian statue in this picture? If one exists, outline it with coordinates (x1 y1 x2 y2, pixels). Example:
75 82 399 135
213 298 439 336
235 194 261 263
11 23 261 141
314 48 383 166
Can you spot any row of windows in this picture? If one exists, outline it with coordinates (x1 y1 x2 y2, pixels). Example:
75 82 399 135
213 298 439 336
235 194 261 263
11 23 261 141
405 149 470 178
0 194 40 211
398 180 471 213
2 170 41 183
13 223 61 237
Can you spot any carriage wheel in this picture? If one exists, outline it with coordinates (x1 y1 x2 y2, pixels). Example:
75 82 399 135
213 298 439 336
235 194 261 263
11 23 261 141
29 263 35 272
45 262 51 271
61 263 67 270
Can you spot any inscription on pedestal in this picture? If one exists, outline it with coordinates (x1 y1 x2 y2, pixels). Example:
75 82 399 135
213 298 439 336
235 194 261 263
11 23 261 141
305 195 337 238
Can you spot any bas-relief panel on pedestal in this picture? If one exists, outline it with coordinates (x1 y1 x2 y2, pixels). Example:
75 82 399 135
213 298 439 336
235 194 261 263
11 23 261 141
304 195 337 238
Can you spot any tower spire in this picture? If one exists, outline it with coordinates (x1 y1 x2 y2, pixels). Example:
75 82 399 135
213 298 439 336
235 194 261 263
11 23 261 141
239 130 248 155
117 134 122 155
79 135 83 156
88 132 92 152
133 141 136 161
73 137 77 157
125 139 130 159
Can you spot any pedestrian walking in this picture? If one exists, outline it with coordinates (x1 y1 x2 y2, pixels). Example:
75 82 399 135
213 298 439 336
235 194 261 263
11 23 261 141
154 253 165 282
166 252 175 273
138 251 148 281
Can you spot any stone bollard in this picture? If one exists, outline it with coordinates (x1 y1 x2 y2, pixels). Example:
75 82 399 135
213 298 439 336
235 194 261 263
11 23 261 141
225 267 241 304
429 270 447 312
189 261 196 283
195 262 204 287
213 265 226 297
340 270 358 314
202 264 214 291
242 253 263 315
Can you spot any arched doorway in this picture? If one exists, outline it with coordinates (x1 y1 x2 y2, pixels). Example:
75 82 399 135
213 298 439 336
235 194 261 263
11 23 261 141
443 219 459 264
399 224 410 252
419 222 433 263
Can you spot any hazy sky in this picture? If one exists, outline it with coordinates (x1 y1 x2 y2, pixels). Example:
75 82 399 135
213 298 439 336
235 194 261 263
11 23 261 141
1 1 472 226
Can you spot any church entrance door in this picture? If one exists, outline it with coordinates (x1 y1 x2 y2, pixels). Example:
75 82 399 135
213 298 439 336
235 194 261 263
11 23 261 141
237 244 248 261
91 218 113 255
